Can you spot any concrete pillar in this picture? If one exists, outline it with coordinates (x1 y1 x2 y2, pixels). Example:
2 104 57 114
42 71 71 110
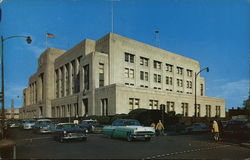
58 68 62 98
63 65 66 97
69 62 73 95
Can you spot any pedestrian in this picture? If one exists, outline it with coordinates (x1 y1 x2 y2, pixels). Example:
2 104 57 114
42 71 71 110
211 120 220 141
150 121 156 128
156 120 165 136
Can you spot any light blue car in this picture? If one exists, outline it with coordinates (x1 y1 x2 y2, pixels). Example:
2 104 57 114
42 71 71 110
103 119 155 142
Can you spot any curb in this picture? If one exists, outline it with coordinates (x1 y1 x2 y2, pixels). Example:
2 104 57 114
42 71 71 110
240 143 250 148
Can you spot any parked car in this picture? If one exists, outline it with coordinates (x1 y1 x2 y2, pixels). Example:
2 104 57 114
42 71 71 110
78 119 103 133
102 119 155 142
23 119 36 130
33 119 55 134
222 120 250 140
52 123 88 143
185 123 210 134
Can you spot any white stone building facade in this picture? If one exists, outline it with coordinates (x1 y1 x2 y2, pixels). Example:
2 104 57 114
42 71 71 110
20 33 225 119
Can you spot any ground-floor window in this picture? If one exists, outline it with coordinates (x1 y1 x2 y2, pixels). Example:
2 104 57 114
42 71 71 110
129 98 140 111
101 98 108 116
181 103 188 117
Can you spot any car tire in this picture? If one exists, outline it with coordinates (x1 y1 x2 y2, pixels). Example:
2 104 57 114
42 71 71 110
82 137 87 141
145 137 151 141
59 136 64 143
127 133 133 142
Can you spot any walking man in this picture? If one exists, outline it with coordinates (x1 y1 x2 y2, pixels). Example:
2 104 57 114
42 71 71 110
156 120 165 136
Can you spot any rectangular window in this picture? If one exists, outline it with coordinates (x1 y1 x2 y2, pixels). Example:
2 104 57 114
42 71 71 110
140 71 144 80
206 105 211 117
187 69 193 77
101 98 108 116
140 57 149 66
145 72 149 81
149 99 158 109
84 65 89 90
129 69 134 78
166 64 173 72
216 106 221 117
177 67 183 75
166 101 175 112
153 60 162 69
182 103 188 117
129 98 140 111
166 76 173 85
125 52 135 63
177 79 183 87
125 68 129 78
99 63 104 87
201 84 204 96
187 81 192 88
154 74 162 83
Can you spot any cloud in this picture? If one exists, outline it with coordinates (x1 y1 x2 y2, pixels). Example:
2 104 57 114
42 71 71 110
208 79 249 108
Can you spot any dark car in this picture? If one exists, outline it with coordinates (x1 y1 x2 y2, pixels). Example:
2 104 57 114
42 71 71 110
53 123 88 142
78 119 103 133
222 120 249 140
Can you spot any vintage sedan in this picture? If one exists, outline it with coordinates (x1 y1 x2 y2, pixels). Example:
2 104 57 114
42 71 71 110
53 123 88 143
185 123 210 134
78 119 103 133
33 119 55 134
103 119 155 142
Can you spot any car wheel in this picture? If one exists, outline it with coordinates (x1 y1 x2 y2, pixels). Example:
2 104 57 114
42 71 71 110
59 136 64 143
82 137 87 141
127 133 133 142
145 137 151 141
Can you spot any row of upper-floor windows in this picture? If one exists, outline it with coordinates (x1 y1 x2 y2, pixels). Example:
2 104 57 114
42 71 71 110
124 52 193 77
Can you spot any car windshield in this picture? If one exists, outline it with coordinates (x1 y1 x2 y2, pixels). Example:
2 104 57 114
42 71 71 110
57 124 77 129
124 120 141 126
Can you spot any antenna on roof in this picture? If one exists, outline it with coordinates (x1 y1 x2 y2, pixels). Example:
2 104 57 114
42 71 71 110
110 0 120 33
155 30 160 48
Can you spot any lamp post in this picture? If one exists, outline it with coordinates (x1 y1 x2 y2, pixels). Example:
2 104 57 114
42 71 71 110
194 67 209 120
0 35 32 139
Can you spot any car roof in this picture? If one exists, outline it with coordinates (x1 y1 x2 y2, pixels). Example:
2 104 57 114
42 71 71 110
57 123 76 125
37 119 51 122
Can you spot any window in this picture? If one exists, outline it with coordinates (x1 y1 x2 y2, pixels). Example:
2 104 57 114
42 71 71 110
125 52 135 63
187 81 192 88
129 98 140 111
166 76 173 85
149 100 159 109
206 105 211 117
216 106 221 117
177 79 183 87
140 57 149 66
145 72 148 81
101 98 108 116
187 69 193 77
129 69 134 78
181 103 188 117
177 67 183 75
154 74 161 83
153 60 162 69
166 101 175 112
125 68 129 78
83 65 89 90
125 68 134 79
195 104 201 117
140 71 144 80
99 63 104 87
166 64 173 72
200 84 204 96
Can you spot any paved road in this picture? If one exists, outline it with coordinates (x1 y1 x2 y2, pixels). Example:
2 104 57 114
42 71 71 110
7 128 250 159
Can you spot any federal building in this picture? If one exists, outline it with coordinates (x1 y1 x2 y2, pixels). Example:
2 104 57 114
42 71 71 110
19 33 225 119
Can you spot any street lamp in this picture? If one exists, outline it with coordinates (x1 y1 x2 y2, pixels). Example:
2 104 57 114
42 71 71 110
194 67 209 120
0 35 32 139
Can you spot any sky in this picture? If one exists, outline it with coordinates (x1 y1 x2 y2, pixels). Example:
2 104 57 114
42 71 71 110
0 0 249 110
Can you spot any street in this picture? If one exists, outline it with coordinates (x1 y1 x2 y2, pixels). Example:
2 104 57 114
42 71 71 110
7 128 250 159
